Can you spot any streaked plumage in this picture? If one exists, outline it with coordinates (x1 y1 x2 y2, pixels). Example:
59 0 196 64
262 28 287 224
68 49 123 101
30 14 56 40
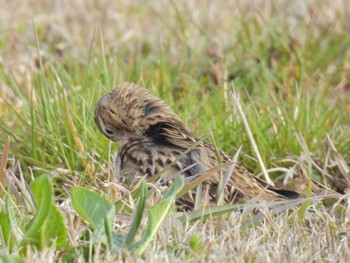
94 82 298 209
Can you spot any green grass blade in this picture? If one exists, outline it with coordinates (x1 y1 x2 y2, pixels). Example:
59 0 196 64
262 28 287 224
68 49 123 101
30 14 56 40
125 181 147 248
130 176 184 255
176 163 229 200
5 195 24 243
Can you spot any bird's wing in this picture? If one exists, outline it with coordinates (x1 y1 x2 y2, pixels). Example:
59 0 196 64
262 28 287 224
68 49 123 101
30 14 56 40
144 118 200 150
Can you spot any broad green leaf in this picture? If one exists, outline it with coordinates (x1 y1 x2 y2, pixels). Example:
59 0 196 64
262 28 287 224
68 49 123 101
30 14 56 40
26 175 53 228
131 176 184 255
125 181 147 248
0 255 24 263
21 175 53 248
20 175 66 249
71 186 114 229
41 204 67 248
111 232 125 253
90 208 115 246
72 186 118 252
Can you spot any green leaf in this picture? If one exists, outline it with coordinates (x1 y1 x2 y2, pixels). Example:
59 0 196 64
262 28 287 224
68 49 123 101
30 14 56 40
41 204 67 248
5 195 24 244
131 176 184 255
91 203 116 246
71 186 114 229
20 175 53 248
0 255 24 263
189 235 203 250
103 203 119 252
24 175 53 236
0 211 15 250
20 175 66 249
125 181 147 248
297 200 312 220
61 246 90 263
72 186 119 252
111 232 125 252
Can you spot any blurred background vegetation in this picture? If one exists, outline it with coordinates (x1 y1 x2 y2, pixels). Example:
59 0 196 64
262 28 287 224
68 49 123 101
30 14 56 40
1 1 349 177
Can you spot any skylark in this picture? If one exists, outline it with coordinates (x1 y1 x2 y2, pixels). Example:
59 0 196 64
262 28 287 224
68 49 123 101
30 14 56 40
95 83 298 209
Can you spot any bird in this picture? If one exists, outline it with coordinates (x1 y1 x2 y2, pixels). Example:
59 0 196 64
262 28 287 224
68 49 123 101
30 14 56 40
94 82 298 209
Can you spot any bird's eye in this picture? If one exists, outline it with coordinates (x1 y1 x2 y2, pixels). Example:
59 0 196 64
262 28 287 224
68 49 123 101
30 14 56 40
104 125 114 136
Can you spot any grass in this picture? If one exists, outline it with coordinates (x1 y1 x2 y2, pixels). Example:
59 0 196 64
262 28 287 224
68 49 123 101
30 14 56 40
1 0 350 261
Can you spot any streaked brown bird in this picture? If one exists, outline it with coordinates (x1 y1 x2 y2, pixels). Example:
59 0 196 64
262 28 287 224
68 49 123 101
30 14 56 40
94 82 298 209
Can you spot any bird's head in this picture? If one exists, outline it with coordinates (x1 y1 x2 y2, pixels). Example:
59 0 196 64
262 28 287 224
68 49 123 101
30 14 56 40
94 82 185 143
